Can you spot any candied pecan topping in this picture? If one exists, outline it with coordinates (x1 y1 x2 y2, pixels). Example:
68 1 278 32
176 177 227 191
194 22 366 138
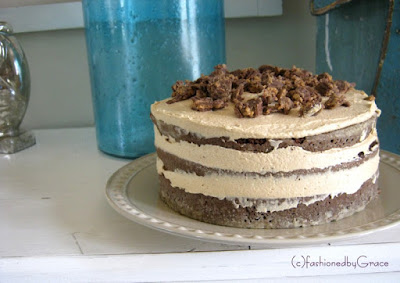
167 80 196 104
324 94 350 109
207 75 233 100
191 97 214 111
167 64 357 118
336 80 355 92
213 98 229 110
231 83 244 103
262 87 279 104
258 64 277 73
277 96 294 114
315 81 334 96
234 98 264 118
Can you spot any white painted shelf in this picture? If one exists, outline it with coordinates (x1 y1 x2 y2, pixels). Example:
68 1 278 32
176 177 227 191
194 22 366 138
0 127 399 281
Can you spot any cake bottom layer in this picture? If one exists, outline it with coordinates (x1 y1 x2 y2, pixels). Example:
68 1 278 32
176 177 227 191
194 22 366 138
159 174 379 229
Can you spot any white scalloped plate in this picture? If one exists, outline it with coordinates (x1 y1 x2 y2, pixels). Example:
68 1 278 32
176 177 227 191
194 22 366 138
105 151 400 247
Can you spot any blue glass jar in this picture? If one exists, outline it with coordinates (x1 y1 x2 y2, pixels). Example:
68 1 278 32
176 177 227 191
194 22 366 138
82 0 226 158
314 0 400 154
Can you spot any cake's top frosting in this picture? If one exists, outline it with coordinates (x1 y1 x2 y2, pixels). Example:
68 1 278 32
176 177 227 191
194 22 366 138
166 64 363 118
151 89 381 139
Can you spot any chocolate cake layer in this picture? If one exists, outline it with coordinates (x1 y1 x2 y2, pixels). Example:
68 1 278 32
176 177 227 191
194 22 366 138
151 114 376 153
157 147 378 178
159 174 379 229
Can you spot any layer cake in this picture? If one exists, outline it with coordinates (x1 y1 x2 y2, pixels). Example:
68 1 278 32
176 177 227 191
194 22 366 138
151 65 381 228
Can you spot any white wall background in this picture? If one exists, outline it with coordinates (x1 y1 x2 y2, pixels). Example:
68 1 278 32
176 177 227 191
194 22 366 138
10 0 315 130
0 0 80 8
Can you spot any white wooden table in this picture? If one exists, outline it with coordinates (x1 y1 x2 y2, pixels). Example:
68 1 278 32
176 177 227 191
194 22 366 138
1 128 399 282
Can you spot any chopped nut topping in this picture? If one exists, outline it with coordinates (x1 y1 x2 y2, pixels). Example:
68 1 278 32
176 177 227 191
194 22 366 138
235 98 263 118
277 96 294 115
364 95 376 101
168 64 357 118
324 94 350 109
300 102 324 117
167 80 196 104
191 97 213 111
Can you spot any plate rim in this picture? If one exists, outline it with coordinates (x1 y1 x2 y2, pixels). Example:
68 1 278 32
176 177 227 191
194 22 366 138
105 150 400 247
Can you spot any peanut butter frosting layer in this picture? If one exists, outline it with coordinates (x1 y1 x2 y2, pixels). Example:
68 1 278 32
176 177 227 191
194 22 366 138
152 115 377 153
157 147 378 178
151 90 380 140
154 127 379 174
156 152 379 199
